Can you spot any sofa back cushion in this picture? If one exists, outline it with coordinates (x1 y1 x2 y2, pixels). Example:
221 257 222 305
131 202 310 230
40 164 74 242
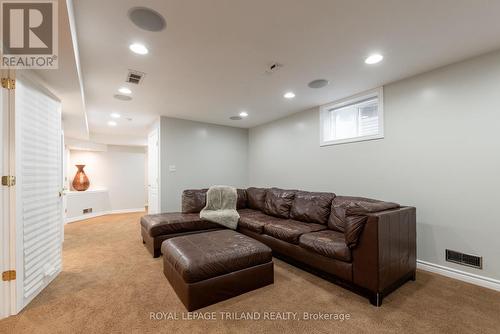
328 196 400 232
182 189 208 213
344 216 368 248
289 191 335 225
264 188 296 218
236 188 248 209
247 187 268 211
345 200 400 216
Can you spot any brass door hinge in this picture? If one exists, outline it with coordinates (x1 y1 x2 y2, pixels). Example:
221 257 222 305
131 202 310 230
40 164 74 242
1 175 16 187
2 270 16 281
1 77 15 90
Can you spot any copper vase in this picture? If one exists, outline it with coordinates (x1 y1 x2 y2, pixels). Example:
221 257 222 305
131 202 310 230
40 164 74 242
73 164 90 191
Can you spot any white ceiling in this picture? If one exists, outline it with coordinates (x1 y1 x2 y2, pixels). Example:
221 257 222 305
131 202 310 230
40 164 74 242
35 0 88 139
71 0 500 142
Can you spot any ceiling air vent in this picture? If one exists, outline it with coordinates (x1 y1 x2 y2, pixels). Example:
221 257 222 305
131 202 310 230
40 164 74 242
445 249 482 269
126 70 145 84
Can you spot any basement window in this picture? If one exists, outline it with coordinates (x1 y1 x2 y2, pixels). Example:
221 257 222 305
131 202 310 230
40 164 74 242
320 88 384 146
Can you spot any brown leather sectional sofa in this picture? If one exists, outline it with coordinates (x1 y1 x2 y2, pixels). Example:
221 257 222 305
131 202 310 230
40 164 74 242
140 187 416 306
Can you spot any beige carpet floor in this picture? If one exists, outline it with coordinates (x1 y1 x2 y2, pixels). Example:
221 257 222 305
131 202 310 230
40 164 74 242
0 212 499 334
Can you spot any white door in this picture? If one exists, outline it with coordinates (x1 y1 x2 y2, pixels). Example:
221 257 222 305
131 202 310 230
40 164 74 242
147 128 159 214
14 75 63 312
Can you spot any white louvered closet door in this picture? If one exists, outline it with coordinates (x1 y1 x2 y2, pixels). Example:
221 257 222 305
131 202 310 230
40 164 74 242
15 76 62 311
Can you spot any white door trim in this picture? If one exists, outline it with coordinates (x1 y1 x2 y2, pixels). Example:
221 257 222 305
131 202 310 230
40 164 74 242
7 71 16 317
0 71 8 319
0 69 16 319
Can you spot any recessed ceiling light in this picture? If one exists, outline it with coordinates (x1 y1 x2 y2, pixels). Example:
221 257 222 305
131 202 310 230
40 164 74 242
239 111 248 118
110 113 121 119
107 121 117 127
284 92 295 99
365 54 383 65
118 87 132 95
129 43 149 55
229 116 242 121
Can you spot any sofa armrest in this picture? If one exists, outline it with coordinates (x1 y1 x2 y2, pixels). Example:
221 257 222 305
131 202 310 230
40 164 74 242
352 206 416 294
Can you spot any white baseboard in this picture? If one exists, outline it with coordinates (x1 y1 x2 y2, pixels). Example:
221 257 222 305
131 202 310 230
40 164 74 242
65 208 145 224
65 212 102 223
417 259 500 292
108 208 146 215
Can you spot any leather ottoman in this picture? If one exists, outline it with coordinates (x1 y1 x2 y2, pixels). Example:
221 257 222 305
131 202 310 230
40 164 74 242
162 229 274 311
141 213 222 257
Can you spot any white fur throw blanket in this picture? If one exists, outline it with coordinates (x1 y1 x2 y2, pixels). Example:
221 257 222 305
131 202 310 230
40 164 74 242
200 186 240 230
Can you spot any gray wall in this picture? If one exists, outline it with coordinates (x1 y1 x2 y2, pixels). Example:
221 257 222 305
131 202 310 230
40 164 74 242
248 50 500 280
69 145 146 211
160 117 248 212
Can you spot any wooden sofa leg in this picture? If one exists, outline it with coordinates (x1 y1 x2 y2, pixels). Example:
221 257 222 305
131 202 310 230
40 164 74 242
369 293 383 307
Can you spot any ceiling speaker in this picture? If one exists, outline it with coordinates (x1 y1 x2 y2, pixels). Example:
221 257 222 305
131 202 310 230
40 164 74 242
128 7 166 32
308 79 329 89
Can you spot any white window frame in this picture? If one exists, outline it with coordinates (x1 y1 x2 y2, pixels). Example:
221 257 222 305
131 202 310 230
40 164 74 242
319 87 384 146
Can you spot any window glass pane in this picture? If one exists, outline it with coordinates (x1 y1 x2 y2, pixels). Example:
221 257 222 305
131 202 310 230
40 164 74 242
323 111 335 141
321 92 382 145
334 105 358 139
358 101 379 136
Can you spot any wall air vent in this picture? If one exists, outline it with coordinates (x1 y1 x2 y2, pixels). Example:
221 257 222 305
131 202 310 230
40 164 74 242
126 70 145 84
445 249 482 269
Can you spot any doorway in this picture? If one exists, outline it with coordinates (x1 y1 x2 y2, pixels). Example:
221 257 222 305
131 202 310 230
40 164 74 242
147 128 159 214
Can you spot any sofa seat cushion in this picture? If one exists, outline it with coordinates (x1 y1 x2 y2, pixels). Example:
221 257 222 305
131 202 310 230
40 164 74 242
237 208 260 216
290 191 335 225
141 213 220 237
264 188 297 218
238 209 283 233
299 230 352 262
263 219 326 244
161 230 272 283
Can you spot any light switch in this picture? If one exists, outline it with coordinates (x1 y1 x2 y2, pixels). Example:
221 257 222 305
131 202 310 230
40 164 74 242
169 165 176 172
